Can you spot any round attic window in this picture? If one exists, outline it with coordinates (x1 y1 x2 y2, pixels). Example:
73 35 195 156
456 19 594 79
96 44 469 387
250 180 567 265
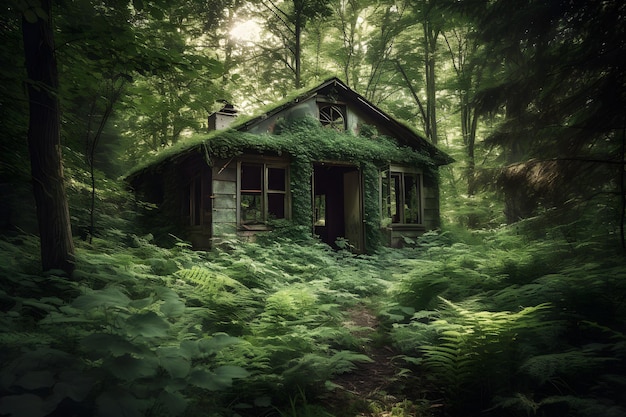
319 104 346 131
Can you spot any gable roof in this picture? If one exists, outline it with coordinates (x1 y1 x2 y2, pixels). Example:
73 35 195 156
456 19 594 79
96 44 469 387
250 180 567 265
126 77 452 179
235 77 451 165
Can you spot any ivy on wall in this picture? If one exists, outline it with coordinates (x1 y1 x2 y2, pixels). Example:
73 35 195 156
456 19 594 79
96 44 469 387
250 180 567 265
129 116 440 250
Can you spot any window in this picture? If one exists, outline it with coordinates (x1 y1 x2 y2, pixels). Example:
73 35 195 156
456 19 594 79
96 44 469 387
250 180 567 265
239 162 288 225
381 167 422 225
318 104 346 131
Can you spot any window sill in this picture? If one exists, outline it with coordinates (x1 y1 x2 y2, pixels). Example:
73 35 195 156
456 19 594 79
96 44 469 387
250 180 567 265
384 224 426 231
239 224 271 231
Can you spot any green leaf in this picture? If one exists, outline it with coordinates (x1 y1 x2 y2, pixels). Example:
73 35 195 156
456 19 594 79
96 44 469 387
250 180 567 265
159 298 185 317
157 391 187 416
147 5 164 19
188 368 221 391
197 333 241 354
53 370 94 402
128 295 154 309
157 347 191 379
214 365 250 380
73 287 131 311
81 333 142 357
179 340 199 359
104 354 158 381
40 311 92 324
441 330 463 338
188 366 248 391
96 390 148 417
19 298 59 313
125 311 169 338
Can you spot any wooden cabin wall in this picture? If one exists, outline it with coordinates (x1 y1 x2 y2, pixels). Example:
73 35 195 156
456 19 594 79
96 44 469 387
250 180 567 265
422 174 441 230
130 164 187 245
210 158 238 242
178 154 212 249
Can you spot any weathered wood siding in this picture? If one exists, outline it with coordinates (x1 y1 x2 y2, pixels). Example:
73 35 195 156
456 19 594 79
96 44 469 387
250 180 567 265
211 158 238 240
423 176 440 230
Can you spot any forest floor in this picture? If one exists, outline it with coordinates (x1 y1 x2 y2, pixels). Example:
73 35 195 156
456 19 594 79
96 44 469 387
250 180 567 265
322 304 437 417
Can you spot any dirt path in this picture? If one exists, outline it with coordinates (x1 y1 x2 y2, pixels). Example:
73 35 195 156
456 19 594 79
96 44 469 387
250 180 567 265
322 304 434 416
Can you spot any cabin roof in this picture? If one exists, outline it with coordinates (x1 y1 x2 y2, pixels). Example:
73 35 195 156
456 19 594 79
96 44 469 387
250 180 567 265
125 77 452 179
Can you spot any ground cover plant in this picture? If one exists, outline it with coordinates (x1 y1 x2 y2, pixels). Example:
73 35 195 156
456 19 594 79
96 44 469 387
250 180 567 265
0 228 386 417
386 221 626 417
1 213 625 417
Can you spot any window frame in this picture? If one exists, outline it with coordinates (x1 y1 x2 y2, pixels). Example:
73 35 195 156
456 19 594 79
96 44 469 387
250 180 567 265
317 101 347 131
237 160 290 229
380 165 424 226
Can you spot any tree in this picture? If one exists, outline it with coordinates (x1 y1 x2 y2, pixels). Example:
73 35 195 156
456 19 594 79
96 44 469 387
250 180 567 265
21 0 75 274
463 0 625 233
261 0 332 88
441 23 484 196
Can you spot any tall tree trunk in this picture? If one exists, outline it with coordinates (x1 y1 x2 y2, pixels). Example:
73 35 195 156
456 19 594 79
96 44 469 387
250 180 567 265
294 11 302 89
423 21 438 145
22 0 75 275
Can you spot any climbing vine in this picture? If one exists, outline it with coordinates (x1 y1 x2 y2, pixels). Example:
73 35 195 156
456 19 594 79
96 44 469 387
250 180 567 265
128 116 441 250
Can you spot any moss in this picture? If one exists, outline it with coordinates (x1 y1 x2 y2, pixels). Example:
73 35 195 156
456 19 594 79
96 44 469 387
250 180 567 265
130 116 441 251
362 162 382 251
128 117 437 178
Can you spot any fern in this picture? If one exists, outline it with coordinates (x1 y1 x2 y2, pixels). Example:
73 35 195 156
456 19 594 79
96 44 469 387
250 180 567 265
415 298 553 410
520 350 617 385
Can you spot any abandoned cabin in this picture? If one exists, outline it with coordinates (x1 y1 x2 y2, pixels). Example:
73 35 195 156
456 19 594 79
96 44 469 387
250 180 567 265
127 77 452 252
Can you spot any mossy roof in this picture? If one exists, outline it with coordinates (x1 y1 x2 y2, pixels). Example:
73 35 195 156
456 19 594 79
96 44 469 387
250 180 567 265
125 77 452 180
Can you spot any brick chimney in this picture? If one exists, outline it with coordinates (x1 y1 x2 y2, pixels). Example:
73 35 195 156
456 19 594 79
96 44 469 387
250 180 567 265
208 102 238 131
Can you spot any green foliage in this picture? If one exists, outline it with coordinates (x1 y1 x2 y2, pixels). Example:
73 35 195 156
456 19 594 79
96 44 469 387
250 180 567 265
386 226 626 416
3 185 626 417
0 228 395 416
128 116 436 178
417 299 552 408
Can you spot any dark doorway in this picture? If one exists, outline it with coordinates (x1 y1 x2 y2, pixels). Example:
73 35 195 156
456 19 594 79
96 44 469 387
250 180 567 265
313 164 364 252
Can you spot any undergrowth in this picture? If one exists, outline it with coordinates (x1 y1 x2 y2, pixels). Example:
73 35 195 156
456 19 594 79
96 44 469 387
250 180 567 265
386 223 626 417
0 231 384 417
1 216 625 417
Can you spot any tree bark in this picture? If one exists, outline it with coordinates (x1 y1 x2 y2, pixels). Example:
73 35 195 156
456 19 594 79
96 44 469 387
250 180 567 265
423 21 438 145
294 10 302 89
22 0 75 275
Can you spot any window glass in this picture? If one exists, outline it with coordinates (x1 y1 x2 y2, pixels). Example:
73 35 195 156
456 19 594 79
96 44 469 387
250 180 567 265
241 164 262 191
268 193 285 219
404 174 421 224
319 104 346 131
240 163 288 225
391 173 401 223
381 167 422 225
241 193 263 224
268 167 286 191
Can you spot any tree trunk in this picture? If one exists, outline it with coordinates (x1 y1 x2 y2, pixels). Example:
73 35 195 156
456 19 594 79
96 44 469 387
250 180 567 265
423 21 438 145
22 0 75 275
294 11 302 89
